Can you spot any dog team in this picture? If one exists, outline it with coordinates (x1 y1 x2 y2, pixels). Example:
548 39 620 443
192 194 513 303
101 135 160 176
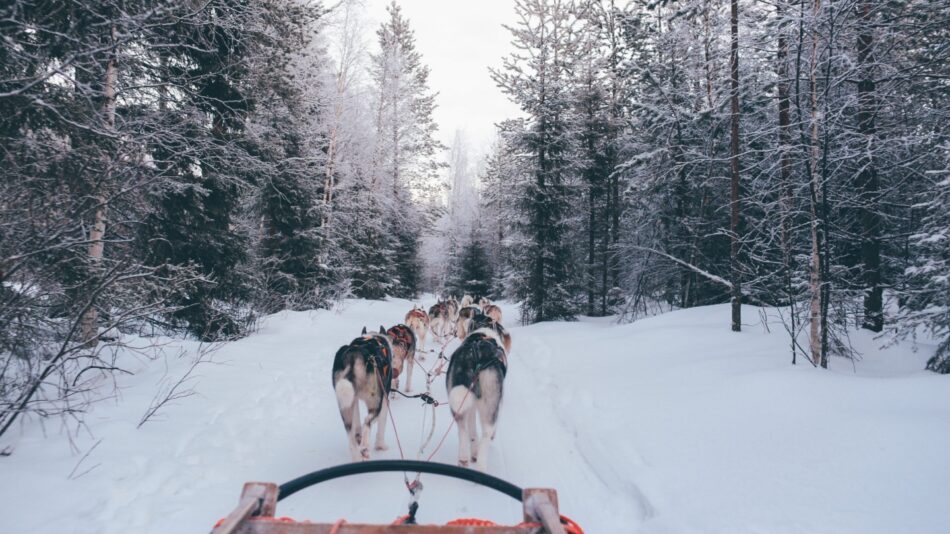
331 295 510 471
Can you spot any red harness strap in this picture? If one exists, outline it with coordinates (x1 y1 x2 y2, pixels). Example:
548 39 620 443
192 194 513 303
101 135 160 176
387 325 414 349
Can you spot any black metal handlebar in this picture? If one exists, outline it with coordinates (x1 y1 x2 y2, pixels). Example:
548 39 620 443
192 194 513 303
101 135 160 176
277 460 524 502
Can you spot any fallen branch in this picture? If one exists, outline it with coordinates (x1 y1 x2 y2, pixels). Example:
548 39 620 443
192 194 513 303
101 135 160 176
627 245 735 290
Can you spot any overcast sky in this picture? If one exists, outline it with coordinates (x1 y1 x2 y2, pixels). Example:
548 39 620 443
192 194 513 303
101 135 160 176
364 0 523 155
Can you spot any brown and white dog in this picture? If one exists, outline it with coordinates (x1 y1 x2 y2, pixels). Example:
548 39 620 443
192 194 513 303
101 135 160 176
478 297 492 311
428 301 451 340
445 297 460 326
483 304 502 325
404 307 429 354
332 326 393 461
386 324 417 393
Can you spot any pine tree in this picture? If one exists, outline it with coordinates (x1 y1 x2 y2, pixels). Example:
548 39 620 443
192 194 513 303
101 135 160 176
492 0 583 322
898 173 950 372
451 233 496 300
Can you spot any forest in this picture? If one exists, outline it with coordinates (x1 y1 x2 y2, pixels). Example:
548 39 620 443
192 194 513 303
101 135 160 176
1 0 948 443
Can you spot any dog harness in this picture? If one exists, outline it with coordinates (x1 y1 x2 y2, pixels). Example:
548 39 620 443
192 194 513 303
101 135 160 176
474 333 508 375
428 302 447 318
406 308 428 322
354 335 392 384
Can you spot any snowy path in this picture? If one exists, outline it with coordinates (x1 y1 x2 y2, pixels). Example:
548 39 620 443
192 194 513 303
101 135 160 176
2 298 949 533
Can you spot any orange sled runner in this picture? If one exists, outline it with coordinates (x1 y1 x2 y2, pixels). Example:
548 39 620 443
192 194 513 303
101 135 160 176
211 460 583 534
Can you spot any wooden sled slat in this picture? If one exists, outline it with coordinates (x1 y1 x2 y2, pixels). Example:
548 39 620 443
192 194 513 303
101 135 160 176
212 484 564 534
232 524 538 534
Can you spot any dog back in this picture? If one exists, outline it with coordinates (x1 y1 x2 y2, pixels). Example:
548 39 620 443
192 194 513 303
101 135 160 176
405 308 429 325
447 331 507 391
334 335 393 391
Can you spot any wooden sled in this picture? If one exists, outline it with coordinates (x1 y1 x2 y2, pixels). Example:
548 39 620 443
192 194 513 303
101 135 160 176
211 460 581 534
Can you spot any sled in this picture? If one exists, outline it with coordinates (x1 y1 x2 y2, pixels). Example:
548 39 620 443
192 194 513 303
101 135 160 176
211 460 581 534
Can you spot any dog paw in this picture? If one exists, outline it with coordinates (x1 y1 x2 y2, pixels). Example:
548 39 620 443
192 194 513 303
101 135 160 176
374 442 389 451
360 448 370 460
458 459 469 467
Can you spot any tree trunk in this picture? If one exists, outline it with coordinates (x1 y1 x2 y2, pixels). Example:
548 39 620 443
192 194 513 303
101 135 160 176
777 1 797 364
856 0 882 332
807 0 827 368
80 23 117 347
729 0 742 332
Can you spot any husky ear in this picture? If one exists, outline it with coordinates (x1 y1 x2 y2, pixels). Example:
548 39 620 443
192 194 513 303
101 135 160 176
379 325 386 334
361 326 367 335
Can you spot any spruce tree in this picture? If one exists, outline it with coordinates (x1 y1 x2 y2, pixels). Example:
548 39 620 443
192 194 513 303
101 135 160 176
492 0 582 322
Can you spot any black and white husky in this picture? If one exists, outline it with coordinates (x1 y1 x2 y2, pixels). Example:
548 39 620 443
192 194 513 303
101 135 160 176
332 327 393 461
446 327 508 471
467 312 512 355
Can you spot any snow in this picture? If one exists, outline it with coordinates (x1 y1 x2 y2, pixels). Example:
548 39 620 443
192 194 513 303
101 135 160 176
1 299 948 533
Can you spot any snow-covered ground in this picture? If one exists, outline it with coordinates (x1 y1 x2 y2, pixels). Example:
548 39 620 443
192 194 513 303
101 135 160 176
1 298 947 533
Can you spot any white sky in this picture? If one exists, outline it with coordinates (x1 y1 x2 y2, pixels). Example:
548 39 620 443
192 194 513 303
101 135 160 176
364 0 523 154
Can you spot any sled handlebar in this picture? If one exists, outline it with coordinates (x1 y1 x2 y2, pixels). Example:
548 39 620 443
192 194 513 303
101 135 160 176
277 459 524 502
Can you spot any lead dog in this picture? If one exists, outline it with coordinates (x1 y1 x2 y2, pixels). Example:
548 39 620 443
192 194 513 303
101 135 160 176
446 326 508 471
404 307 429 355
386 324 417 393
332 326 393 461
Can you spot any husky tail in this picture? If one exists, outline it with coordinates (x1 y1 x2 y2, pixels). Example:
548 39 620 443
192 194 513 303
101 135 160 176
334 367 356 409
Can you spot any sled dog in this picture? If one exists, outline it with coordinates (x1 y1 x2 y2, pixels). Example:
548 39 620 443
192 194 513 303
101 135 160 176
460 294 474 308
332 326 393 461
469 313 512 355
386 324 417 393
478 297 492 311
428 301 453 340
404 307 429 354
483 304 502 325
445 297 460 325
446 327 508 471
456 305 483 340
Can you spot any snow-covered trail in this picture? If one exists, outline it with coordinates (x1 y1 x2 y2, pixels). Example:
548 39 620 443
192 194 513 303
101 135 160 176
2 298 949 533
0 298 632 532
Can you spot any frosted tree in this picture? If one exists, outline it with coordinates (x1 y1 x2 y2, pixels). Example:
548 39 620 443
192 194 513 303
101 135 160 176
492 0 585 322
368 1 445 298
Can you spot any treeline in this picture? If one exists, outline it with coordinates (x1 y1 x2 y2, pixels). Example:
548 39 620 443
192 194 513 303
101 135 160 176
482 0 948 370
0 0 441 436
